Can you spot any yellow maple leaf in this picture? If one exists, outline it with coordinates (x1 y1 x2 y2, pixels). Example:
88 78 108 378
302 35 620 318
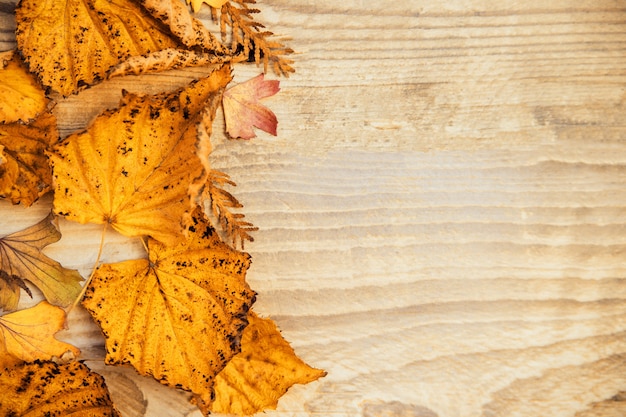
187 0 228 13
0 50 48 124
0 302 80 369
15 0 180 96
0 360 120 416
0 213 84 311
49 65 232 246
204 311 326 415
0 109 58 206
82 208 255 409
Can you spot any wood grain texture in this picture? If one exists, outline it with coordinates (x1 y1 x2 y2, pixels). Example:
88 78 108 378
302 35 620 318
2 0 626 416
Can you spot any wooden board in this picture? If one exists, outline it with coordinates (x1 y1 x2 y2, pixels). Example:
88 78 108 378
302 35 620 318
2 1 626 416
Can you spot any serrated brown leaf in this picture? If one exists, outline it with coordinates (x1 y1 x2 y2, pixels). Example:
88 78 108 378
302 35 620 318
219 1 295 76
223 73 279 139
203 170 257 248
0 302 80 368
0 360 120 416
0 50 48 124
204 312 326 415
0 110 58 206
0 213 83 311
82 208 255 410
49 65 232 246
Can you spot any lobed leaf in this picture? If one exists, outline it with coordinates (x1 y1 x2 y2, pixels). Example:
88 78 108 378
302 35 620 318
223 73 280 139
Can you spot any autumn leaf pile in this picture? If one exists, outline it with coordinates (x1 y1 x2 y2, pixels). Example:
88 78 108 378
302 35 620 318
0 0 325 415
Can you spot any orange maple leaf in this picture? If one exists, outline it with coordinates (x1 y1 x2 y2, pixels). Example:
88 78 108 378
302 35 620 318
223 73 280 139
81 208 255 410
204 312 326 415
0 302 80 368
0 360 120 416
48 65 232 246
0 213 83 311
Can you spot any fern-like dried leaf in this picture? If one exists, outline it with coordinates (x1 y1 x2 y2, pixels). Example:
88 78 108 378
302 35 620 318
219 0 294 77
204 170 257 249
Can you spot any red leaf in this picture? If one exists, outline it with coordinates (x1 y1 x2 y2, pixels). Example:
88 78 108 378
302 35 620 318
223 74 280 139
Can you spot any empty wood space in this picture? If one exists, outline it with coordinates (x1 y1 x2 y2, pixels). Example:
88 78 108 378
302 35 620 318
2 0 626 416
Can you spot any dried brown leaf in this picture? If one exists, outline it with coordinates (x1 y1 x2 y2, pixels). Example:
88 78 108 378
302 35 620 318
203 170 257 249
138 0 227 51
220 0 295 76
0 213 83 310
108 48 229 79
0 110 58 206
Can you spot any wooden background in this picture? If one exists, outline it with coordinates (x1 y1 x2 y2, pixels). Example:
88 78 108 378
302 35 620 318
3 0 626 416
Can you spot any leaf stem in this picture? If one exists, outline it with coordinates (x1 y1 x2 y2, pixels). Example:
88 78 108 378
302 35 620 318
68 223 108 313
140 236 149 254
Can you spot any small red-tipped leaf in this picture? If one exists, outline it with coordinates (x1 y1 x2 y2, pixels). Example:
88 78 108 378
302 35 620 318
223 74 280 139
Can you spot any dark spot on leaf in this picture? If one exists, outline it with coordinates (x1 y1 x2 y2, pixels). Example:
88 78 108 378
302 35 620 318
149 106 160 119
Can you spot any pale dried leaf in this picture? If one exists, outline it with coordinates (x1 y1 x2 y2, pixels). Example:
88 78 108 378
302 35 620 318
0 302 80 368
138 0 226 51
0 212 83 310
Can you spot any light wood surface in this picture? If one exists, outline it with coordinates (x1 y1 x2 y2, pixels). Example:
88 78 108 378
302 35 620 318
2 1 626 416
